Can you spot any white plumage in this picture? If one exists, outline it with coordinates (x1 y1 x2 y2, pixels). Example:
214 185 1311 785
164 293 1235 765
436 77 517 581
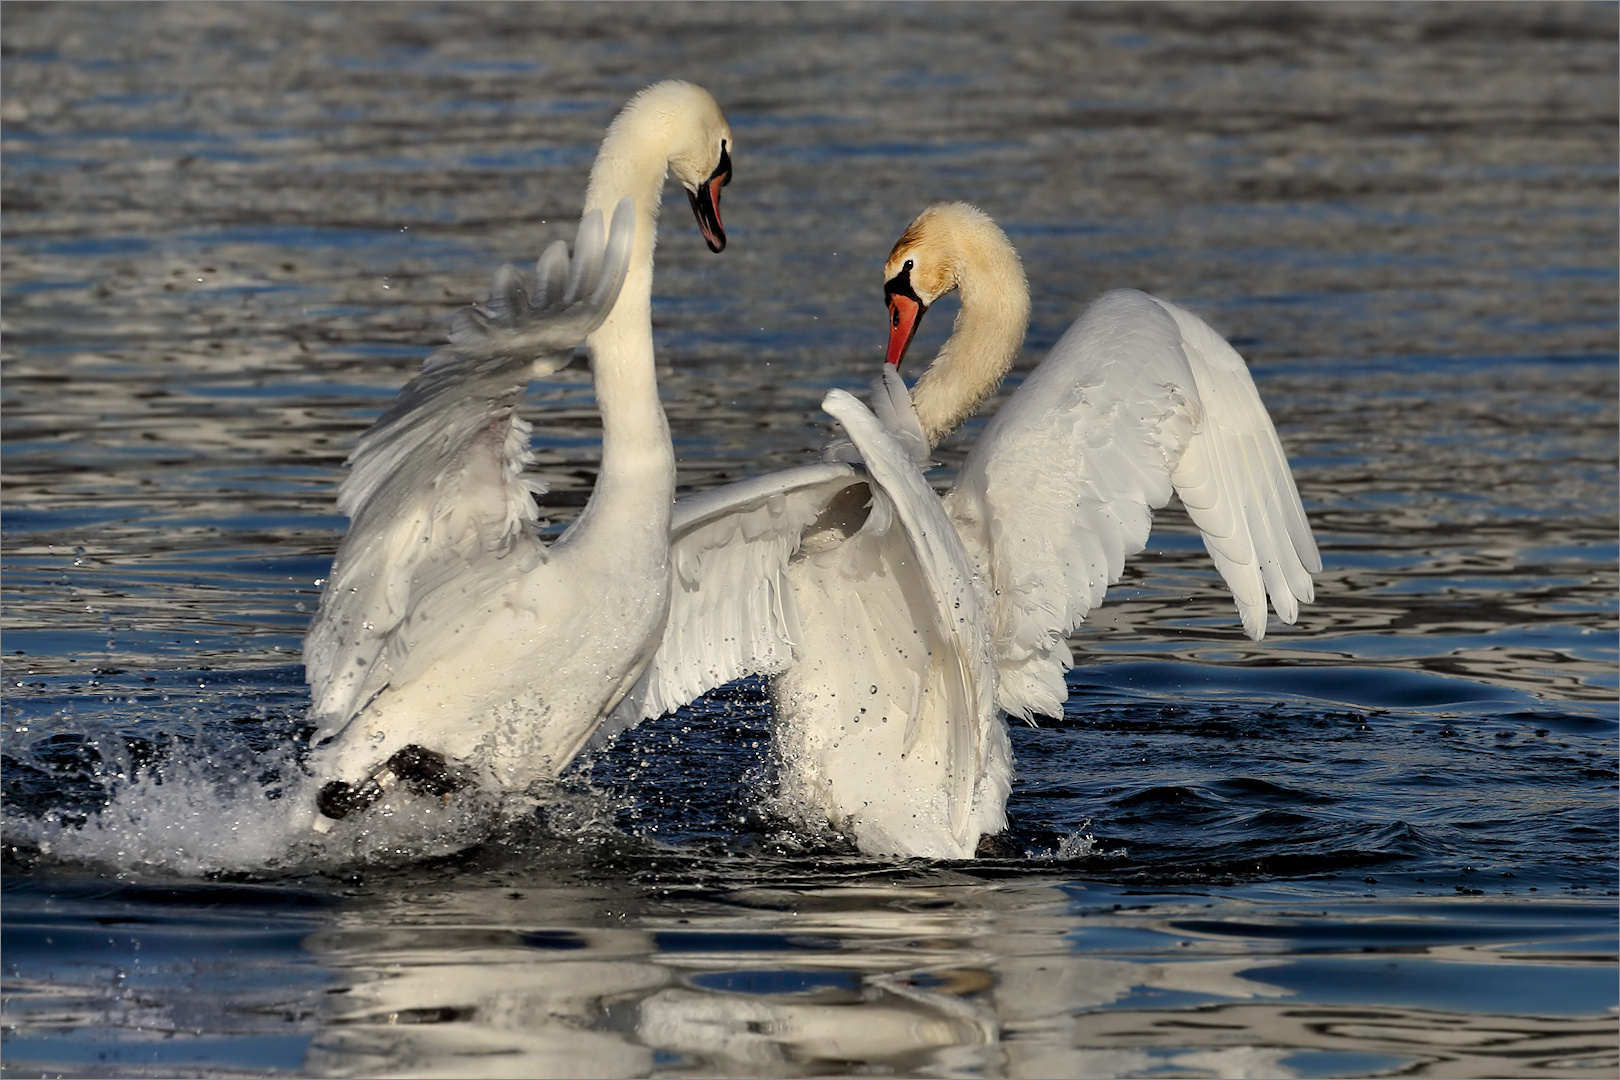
303 82 734 813
304 207 634 733
612 203 1320 859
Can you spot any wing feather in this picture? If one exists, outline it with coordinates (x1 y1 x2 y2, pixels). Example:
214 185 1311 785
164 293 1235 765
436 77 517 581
593 462 860 743
304 201 635 739
1156 296 1322 634
822 389 996 847
943 288 1318 720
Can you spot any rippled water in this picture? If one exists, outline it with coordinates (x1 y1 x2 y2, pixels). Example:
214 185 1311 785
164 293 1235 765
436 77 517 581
3 3 1616 1077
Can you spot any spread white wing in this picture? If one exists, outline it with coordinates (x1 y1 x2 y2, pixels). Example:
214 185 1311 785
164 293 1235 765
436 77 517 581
600 365 961 735
596 460 861 739
1157 296 1320 634
304 201 636 740
943 288 1320 721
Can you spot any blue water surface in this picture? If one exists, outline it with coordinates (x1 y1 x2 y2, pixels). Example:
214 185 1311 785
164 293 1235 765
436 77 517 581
3 3 1614 1077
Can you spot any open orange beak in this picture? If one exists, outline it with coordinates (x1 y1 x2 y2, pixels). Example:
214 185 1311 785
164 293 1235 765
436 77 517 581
883 267 927 367
687 140 731 253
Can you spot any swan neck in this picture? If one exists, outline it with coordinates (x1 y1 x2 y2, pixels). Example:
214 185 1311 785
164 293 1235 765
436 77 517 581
909 244 1029 447
582 102 676 362
565 98 683 553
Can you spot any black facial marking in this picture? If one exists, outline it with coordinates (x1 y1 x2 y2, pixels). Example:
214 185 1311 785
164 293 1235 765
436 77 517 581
884 263 922 307
710 139 732 186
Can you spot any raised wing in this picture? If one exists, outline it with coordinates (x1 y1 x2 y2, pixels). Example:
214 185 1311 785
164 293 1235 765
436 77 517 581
1157 297 1321 636
943 288 1318 721
304 200 635 737
820 389 998 850
600 383 1003 855
596 460 860 740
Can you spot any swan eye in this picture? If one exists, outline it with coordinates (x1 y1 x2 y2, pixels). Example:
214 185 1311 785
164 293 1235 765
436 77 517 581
903 259 914 272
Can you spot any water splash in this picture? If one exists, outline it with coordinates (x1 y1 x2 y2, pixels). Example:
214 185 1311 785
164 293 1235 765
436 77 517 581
1056 824 1098 860
7 747 318 877
2 739 544 877
1027 819 1124 862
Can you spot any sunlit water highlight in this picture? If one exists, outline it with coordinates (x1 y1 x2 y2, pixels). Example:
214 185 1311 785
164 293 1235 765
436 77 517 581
3 3 1615 1077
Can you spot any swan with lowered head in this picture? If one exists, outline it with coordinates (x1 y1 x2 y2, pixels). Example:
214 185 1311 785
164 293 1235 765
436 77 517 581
303 82 733 825
603 202 1320 859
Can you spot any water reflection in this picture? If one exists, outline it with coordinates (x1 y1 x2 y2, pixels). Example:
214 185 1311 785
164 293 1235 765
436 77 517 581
1067 1003 1615 1079
292 876 1615 1078
5 872 1612 1077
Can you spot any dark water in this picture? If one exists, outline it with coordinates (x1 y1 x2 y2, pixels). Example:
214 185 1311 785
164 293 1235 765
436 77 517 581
3 3 1616 1076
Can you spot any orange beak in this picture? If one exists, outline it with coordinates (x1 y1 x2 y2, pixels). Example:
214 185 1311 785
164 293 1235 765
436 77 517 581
885 292 924 367
883 265 927 367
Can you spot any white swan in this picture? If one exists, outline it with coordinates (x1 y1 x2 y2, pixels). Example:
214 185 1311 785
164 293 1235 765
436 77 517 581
303 82 733 824
605 202 1320 859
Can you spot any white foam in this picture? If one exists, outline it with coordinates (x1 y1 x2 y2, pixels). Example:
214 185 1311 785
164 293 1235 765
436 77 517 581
9 749 316 876
4 746 526 877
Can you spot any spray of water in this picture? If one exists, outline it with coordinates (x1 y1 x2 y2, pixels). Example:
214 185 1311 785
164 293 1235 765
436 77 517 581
2 739 541 877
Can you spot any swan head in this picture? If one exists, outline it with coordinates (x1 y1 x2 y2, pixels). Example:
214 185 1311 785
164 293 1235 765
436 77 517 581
881 202 999 367
882 254 928 367
589 81 734 253
679 132 731 253
880 203 1029 446
652 82 733 253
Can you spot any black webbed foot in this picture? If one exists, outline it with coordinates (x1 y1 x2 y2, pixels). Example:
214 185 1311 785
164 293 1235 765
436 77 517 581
316 745 469 824
317 776 381 821
385 744 467 799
